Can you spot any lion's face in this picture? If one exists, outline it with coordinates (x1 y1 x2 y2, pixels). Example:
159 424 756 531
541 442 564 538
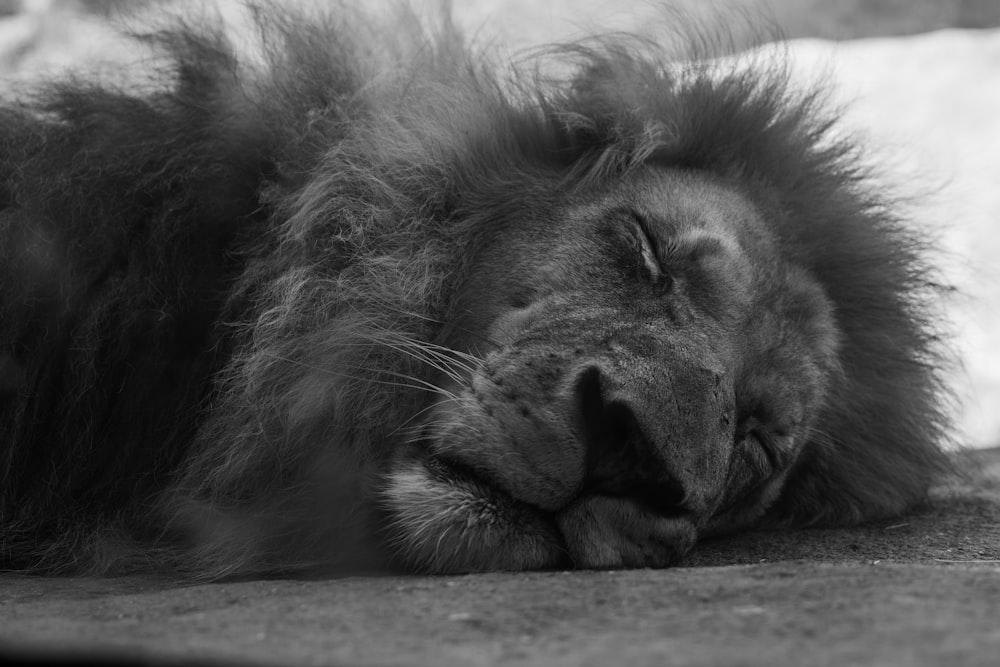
383 167 840 572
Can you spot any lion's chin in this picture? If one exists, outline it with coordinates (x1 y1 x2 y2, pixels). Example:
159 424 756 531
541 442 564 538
382 453 568 574
383 451 700 573
556 495 697 569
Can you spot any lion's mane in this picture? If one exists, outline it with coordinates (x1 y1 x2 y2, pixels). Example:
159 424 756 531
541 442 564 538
0 4 950 577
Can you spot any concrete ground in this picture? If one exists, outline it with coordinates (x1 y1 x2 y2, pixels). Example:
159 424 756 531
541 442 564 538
1 447 998 667
2 2 1000 666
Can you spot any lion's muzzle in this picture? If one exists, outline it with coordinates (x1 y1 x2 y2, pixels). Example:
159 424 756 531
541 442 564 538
382 343 734 573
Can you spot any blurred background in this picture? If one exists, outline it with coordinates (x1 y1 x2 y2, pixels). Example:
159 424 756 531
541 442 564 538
2 0 998 449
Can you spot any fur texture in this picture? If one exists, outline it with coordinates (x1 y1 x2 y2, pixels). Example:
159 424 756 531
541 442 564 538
0 4 951 578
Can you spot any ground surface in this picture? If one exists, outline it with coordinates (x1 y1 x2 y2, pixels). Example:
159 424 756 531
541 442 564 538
1 448 998 667
2 2 1000 666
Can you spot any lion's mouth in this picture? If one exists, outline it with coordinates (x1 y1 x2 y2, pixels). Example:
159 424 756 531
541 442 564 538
383 447 697 573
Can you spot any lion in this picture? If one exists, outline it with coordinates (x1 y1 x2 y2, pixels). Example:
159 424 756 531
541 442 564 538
0 4 951 578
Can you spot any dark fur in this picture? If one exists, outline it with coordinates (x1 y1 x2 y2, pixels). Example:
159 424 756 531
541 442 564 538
0 4 950 576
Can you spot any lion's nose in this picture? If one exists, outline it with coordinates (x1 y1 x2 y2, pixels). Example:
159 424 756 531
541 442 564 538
572 366 688 517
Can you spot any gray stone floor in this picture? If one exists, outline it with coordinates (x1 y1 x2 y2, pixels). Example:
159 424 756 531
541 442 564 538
1 448 998 667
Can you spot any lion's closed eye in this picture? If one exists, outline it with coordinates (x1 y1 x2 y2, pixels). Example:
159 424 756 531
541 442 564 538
621 209 672 291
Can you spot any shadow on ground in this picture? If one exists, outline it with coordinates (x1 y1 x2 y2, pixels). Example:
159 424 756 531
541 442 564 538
1 448 997 667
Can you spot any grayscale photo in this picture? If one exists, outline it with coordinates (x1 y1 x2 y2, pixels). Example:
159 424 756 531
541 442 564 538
1 1 998 665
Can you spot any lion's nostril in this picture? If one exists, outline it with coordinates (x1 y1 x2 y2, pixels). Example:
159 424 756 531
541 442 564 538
574 367 630 454
573 366 644 470
574 366 605 429
572 366 688 517
629 480 687 517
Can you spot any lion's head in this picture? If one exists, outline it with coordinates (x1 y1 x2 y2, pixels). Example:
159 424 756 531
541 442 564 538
0 5 951 578
384 168 840 571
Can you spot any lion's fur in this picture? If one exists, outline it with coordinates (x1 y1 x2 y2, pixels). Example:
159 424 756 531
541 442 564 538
0 4 950 577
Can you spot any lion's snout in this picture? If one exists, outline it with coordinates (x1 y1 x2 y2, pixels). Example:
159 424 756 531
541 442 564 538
572 365 690 516
546 360 732 568
383 347 736 572
569 358 734 517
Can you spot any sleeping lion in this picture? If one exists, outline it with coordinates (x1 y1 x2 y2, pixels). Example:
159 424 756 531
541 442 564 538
0 4 951 578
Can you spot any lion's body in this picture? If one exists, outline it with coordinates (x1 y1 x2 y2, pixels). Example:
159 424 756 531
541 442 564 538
0 5 949 577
